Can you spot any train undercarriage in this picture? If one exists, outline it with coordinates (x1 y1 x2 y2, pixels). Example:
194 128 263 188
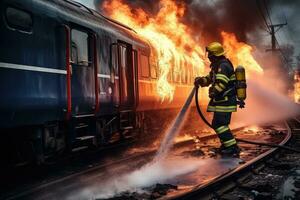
0 108 184 167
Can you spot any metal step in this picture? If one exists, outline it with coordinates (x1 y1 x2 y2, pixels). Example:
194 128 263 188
72 146 89 152
73 114 94 119
76 135 95 141
120 110 133 113
120 126 133 130
75 123 89 129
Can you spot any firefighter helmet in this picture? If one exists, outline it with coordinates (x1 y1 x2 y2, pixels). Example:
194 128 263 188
206 42 225 57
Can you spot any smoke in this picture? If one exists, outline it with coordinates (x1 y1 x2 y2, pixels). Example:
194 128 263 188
96 0 267 45
95 159 202 198
232 56 300 128
65 158 204 199
95 0 160 15
63 156 242 199
180 0 265 44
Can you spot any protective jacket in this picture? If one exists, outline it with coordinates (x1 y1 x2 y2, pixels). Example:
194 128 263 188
202 57 237 112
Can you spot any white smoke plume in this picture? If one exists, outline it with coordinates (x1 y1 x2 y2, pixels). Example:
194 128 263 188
232 65 300 128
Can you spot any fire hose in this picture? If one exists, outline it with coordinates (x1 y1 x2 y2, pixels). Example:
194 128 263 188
194 86 300 153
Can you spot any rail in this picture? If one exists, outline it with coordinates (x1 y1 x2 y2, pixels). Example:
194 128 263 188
169 119 297 200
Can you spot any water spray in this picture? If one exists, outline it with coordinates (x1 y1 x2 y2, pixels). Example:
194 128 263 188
155 88 196 160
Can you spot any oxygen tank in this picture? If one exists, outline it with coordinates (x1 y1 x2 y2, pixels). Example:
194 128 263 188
235 66 247 101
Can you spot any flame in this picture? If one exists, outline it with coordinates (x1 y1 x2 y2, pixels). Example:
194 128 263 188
294 71 300 103
102 0 205 101
221 32 264 75
102 1 264 101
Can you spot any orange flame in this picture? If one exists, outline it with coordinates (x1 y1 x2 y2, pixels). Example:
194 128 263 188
221 32 264 75
103 0 205 101
102 0 264 101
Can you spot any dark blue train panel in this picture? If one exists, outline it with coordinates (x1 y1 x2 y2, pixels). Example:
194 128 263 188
0 0 150 129
0 1 67 128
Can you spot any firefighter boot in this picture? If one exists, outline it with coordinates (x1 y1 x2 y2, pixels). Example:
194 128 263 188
220 144 240 157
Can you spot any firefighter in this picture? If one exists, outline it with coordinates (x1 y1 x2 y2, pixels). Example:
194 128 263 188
194 42 240 156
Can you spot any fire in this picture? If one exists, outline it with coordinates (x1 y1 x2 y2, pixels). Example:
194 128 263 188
102 0 205 101
102 0 264 101
221 32 264 75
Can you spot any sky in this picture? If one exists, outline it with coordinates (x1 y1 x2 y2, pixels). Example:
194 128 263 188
76 0 300 68
76 0 95 9
271 1 300 65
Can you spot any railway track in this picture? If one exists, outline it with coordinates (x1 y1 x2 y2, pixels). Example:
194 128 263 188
1 132 225 200
169 118 300 200
0 122 294 200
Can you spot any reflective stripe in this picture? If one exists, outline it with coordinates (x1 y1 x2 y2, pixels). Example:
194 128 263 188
219 83 226 89
97 74 119 79
207 105 237 112
215 109 236 112
213 96 228 103
97 74 110 78
216 74 229 83
214 84 223 92
223 138 237 147
215 125 229 134
0 62 66 74
211 105 237 109
230 74 236 81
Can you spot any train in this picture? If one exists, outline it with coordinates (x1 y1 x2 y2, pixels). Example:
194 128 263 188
0 0 198 165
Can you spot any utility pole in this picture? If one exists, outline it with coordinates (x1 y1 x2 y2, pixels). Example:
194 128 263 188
266 22 288 54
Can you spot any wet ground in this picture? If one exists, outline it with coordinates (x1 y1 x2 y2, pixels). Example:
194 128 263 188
219 119 300 200
1 123 287 200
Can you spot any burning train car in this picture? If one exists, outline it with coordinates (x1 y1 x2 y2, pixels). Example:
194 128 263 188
0 0 199 165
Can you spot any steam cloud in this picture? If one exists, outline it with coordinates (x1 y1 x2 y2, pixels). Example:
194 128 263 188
233 78 300 128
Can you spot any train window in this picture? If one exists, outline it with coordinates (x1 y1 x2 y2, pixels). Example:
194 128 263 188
71 29 90 66
173 65 181 83
5 7 32 32
119 45 127 70
71 42 78 64
151 64 157 79
111 44 118 76
150 56 158 79
140 54 150 77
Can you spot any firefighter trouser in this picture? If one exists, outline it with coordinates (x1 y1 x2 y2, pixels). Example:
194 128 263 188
212 112 237 148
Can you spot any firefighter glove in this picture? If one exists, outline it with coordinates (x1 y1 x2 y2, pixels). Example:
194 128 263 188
194 77 205 87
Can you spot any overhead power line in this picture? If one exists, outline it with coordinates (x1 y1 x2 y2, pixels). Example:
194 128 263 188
263 0 273 25
261 0 291 70
256 0 271 33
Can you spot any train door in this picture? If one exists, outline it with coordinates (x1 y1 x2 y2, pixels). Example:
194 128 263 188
70 27 95 116
118 42 136 110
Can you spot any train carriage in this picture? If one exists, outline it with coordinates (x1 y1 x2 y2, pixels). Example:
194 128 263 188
0 0 195 165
